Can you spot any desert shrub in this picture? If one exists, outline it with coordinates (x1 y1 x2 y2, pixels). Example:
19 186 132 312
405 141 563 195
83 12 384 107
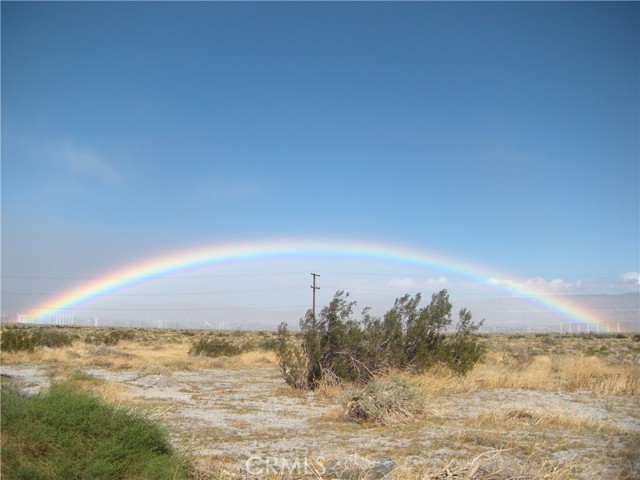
84 328 136 346
189 338 242 357
1 328 74 352
1 382 189 479
258 337 278 351
276 289 484 389
341 375 426 425
274 323 308 389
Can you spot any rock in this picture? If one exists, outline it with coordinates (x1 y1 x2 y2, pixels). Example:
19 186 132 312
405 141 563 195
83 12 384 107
129 374 189 390
89 346 133 358
324 454 395 479
368 459 396 479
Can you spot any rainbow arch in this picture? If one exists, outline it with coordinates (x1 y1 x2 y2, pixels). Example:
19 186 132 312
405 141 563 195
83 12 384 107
24 238 607 328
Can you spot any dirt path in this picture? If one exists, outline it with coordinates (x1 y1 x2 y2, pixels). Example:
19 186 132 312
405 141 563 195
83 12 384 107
2 364 639 478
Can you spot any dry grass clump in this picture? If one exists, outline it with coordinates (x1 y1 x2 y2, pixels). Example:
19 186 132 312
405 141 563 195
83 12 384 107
1 333 276 374
558 356 639 395
58 370 138 406
0 345 81 366
414 355 555 397
393 450 532 480
206 350 277 369
476 407 616 433
341 374 427 425
417 352 639 397
476 354 555 390
186 457 238 480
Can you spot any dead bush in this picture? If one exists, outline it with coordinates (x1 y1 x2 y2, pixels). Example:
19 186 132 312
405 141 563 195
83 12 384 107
341 374 427 425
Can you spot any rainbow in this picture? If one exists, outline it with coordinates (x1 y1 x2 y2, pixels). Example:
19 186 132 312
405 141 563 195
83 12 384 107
23 238 607 329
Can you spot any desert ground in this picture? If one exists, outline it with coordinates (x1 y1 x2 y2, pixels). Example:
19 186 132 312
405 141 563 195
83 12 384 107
1 326 639 479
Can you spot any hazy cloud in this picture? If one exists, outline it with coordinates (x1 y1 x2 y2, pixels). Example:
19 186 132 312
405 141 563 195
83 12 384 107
62 141 120 183
525 277 583 291
387 277 417 289
487 276 585 293
486 273 640 296
425 276 448 286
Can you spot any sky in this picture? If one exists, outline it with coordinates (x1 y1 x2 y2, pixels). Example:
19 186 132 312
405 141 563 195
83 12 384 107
2 2 639 330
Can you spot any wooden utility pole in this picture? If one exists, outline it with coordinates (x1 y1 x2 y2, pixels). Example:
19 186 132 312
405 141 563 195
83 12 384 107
310 273 320 319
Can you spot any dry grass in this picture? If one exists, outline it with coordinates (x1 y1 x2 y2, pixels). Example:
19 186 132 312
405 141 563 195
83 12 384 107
1 335 277 373
475 406 620 434
342 374 427 425
417 352 639 397
3 327 639 479
205 350 277 369
52 369 140 406
392 450 533 480
558 356 639 396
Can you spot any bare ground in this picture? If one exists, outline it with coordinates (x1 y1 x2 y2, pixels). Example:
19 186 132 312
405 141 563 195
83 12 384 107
2 362 639 479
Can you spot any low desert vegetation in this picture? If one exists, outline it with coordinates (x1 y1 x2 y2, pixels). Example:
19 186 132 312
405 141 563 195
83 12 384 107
84 328 137 346
189 337 243 358
414 351 639 397
341 374 427 425
0 325 278 373
276 289 485 389
1 322 639 479
1 327 76 352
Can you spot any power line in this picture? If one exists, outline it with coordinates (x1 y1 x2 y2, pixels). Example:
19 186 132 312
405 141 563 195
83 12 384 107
13 305 311 312
0 270 310 280
1 286 306 297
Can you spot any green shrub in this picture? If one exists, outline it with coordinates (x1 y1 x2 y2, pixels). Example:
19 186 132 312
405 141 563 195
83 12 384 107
276 289 484 389
1 383 189 479
274 323 308 389
258 336 278 351
84 328 136 346
189 338 242 357
1 328 74 352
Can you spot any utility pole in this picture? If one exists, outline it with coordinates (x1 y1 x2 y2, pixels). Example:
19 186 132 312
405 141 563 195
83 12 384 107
310 273 320 319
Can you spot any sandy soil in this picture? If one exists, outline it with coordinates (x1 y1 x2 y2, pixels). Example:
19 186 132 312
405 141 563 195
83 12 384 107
2 363 639 479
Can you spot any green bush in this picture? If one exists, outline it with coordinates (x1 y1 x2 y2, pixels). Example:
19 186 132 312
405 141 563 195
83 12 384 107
276 289 485 389
1 383 189 479
189 338 242 357
1 328 75 352
84 328 136 346
274 323 308 389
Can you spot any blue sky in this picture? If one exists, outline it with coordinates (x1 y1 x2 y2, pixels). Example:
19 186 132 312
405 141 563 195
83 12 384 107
2 2 638 327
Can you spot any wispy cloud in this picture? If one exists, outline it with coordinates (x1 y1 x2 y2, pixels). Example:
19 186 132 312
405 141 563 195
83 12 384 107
387 277 417 289
61 141 120 183
489 276 585 293
387 276 447 292
525 277 584 291
487 274 639 295
425 276 448 286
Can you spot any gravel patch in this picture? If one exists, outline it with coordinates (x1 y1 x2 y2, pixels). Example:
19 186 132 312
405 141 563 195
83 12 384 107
2 363 638 478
